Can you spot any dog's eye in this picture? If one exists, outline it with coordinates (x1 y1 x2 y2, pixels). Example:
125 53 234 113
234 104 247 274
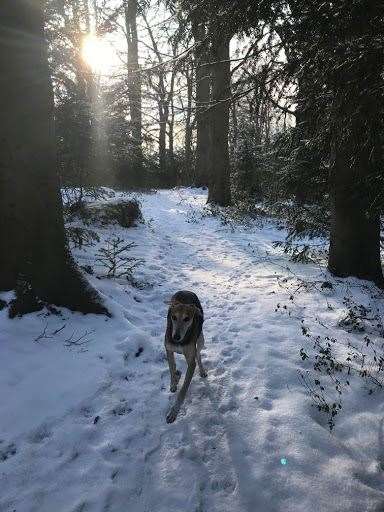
184 317 190 322
171 315 177 321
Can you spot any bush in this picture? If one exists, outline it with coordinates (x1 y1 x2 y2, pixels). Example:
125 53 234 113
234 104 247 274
96 236 143 279
68 199 144 228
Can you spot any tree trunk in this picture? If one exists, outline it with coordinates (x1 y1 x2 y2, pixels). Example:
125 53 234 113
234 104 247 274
328 178 382 286
0 0 107 316
293 78 318 205
184 63 194 184
192 22 210 187
124 0 143 186
328 24 383 286
72 0 94 186
328 145 383 286
207 34 232 206
167 67 176 185
159 103 167 182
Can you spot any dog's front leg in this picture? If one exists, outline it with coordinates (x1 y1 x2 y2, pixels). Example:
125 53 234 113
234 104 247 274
196 351 207 378
166 349 181 392
196 333 207 378
166 358 196 423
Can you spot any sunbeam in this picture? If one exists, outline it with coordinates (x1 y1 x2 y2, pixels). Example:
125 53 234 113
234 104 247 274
82 34 115 75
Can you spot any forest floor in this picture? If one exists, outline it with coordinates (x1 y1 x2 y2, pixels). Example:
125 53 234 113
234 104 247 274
2 188 384 512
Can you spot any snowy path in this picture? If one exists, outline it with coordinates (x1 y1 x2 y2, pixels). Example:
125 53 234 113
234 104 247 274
1 189 384 512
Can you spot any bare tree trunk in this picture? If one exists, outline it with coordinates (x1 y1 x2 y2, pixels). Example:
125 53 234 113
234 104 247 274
328 22 383 287
72 0 94 186
167 67 176 185
0 0 107 316
207 34 232 206
230 99 238 160
192 21 210 187
184 63 194 183
142 11 174 187
159 102 168 181
328 152 383 286
124 0 143 185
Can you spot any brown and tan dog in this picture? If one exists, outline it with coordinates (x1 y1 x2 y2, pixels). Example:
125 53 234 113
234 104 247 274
164 290 207 423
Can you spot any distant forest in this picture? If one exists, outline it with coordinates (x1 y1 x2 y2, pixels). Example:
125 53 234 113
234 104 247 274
0 0 383 315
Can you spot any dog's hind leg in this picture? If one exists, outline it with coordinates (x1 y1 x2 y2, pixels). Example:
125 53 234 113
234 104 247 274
166 349 181 392
166 352 196 423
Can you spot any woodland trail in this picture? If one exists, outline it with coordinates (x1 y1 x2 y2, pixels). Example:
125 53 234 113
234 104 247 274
1 189 383 512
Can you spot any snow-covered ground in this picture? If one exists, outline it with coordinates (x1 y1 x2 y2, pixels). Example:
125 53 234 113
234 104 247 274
1 188 384 512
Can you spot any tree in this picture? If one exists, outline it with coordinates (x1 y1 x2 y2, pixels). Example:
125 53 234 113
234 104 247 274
289 0 384 286
191 20 210 187
124 0 143 185
0 0 107 315
46 0 106 188
207 30 232 206
207 0 384 286
142 9 180 186
181 55 194 183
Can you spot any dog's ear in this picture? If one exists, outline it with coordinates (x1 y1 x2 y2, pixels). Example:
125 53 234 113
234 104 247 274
165 308 172 342
192 306 203 336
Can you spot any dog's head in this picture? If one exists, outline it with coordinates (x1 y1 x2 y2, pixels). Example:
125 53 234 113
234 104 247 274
166 302 203 344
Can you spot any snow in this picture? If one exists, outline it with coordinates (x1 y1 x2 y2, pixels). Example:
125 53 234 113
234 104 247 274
1 187 384 512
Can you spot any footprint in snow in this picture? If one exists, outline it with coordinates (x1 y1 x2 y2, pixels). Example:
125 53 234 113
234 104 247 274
218 397 239 414
111 401 133 416
214 366 226 376
71 501 88 512
79 405 94 418
222 350 242 364
110 468 119 481
231 383 242 395
98 444 119 462
266 430 277 443
231 368 243 380
211 477 236 493
0 442 17 462
259 399 274 411
28 424 51 444
115 341 130 352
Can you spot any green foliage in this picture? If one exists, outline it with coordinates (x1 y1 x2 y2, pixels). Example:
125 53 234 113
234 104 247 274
96 236 143 279
231 124 263 205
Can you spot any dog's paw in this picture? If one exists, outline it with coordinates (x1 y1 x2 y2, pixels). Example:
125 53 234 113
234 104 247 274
199 369 208 378
166 406 179 424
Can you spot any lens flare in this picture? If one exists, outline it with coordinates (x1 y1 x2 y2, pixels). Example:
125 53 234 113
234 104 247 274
82 34 114 74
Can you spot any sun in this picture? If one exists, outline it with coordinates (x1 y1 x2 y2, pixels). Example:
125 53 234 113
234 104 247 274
82 34 115 75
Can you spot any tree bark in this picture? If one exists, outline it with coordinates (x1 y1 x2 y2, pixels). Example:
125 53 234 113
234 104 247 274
192 22 210 187
158 101 168 183
167 65 176 185
328 168 383 286
328 17 384 286
184 62 194 183
207 33 232 206
124 0 143 186
328 138 383 286
0 0 107 315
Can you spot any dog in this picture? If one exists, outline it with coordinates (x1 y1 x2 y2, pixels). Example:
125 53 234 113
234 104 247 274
164 290 207 423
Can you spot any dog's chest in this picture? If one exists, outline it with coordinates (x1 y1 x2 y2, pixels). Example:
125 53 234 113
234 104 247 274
165 340 185 354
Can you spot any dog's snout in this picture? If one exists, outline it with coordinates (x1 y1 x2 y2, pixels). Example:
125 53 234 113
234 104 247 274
174 333 181 341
